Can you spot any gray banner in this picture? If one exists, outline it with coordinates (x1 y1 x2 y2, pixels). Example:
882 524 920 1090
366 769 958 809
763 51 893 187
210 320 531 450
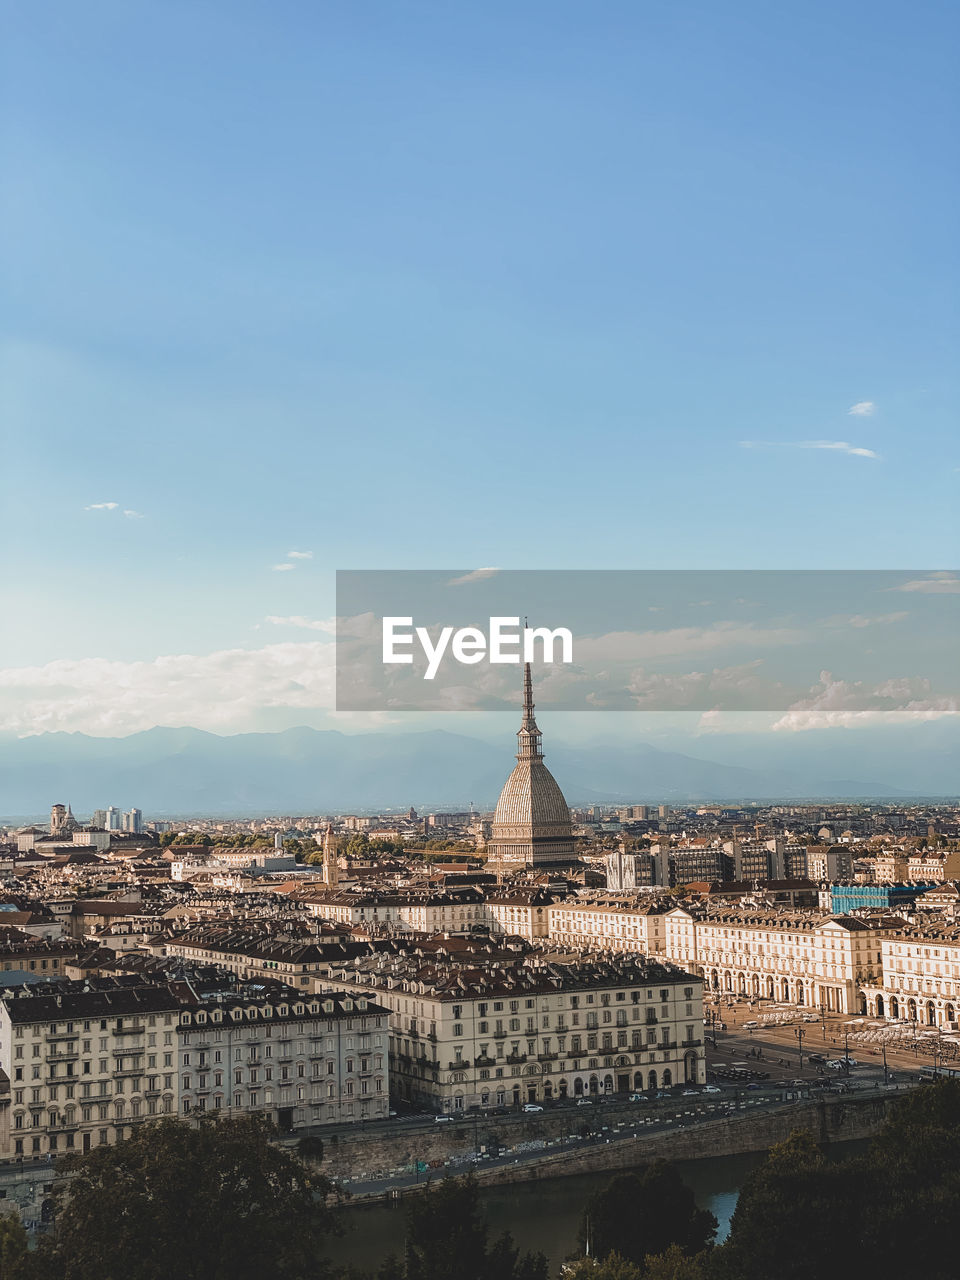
335 569 960 714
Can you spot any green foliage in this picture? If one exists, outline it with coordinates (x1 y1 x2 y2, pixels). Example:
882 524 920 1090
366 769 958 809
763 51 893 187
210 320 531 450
642 1246 710 1280
563 1255 646 1280
380 1175 546 1280
34 1114 335 1280
712 1081 960 1280
0 1212 29 1279
297 1134 325 1165
578 1164 716 1272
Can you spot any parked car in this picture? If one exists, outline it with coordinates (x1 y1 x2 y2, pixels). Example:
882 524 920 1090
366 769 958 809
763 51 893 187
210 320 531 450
522 1104 544 1113
702 1085 722 1094
745 1082 760 1090
681 1089 699 1096
576 1098 594 1107
434 1115 453 1123
808 1053 826 1064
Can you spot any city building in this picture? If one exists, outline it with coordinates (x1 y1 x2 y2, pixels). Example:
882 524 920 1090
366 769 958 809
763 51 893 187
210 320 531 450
327 944 705 1112
486 666 579 872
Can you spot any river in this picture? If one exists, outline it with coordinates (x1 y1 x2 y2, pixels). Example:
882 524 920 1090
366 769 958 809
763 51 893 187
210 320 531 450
324 1141 868 1273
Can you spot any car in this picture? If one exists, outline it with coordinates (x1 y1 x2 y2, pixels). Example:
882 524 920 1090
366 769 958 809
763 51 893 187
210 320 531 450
522 1104 543 1113
681 1089 699 1096
576 1098 594 1107
808 1053 826 1064
703 1085 722 1094
628 1093 646 1103
434 1114 454 1123
745 1082 760 1090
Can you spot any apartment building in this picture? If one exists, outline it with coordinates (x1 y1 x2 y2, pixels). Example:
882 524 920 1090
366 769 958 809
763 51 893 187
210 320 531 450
546 897 667 955
178 988 389 1128
0 978 181 1160
297 887 487 935
327 946 704 1113
665 906 884 1014
876 926 960 1026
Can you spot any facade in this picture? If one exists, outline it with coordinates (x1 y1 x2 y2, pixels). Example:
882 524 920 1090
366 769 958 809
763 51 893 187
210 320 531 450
0 979 182 1159
328 946 705 1112
0 977 390 1160
486 666 578 872
178 989 389 1128
829 884 932 914
665 906 884 1014
546 897 667 955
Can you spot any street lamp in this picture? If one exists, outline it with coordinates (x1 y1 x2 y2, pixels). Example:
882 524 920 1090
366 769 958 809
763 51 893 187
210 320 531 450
881 1041 888 1087
844 1029 850 1078
795 1026 805 1072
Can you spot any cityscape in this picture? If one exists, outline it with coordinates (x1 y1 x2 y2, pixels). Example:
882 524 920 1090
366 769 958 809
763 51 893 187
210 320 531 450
5 1 958 1277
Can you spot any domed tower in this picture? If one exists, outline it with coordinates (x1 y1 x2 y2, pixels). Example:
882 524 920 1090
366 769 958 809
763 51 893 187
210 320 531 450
487 664 578 875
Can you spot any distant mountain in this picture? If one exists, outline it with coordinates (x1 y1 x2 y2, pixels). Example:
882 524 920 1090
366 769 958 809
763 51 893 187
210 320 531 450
0 724 943 822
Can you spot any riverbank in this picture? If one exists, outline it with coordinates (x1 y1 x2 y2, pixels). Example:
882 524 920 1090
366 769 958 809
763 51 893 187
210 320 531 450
325 1139 872 1274
329 1084 909 1203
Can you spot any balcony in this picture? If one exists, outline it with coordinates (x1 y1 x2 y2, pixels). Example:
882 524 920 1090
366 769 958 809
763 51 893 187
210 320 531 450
505 1053 527 1065
447 1061 468 1072
537 1052 558 1063
474 1055 496 1068
681 1038 702 1048
46 1050 79 1063
114 1024 146 1037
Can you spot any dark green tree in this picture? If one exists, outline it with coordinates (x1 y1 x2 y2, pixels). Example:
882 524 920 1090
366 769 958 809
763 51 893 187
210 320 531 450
386 1176 546 1280
34 1114 336 1280
0 1212 29 1280
578 1164 716 1271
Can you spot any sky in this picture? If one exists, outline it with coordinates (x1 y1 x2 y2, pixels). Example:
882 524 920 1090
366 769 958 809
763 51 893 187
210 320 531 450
2 1 958 742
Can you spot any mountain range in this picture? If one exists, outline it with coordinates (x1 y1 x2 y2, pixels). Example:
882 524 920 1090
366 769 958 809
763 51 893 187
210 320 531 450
1 723 956 821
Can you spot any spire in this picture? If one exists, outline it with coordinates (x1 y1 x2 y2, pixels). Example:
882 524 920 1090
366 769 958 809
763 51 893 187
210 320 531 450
516 662 543 761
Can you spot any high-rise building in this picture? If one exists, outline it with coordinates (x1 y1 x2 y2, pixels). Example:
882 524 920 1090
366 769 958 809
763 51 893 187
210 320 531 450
105 807 120 831
92 810 107 830
486 665 578 872
121 808 143 834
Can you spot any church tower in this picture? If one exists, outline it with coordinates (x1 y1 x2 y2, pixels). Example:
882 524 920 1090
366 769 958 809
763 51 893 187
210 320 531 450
322 823 339 888
487 664 578 876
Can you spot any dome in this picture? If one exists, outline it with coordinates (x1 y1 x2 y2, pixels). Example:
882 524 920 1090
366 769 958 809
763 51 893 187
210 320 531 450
486 664 578 870
493 760 573 831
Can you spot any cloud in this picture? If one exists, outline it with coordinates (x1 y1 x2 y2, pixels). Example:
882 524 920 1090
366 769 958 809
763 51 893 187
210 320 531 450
264 615 336 633
848 401 876 416
84 502 119 511
123 509 144 519
824 612 908 628
773 671 959 731
800 440 880 459
0 642 339 736
447 567 501 587
287 550 313 560
271 563 295 572
739 440 880 460
891 573 960 595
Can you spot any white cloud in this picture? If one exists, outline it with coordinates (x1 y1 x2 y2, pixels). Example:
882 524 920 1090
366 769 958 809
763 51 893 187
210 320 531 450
892 574 960 595
773 671 958 731
447 567 500 587
84 502 119 511
824 612 908 628
287 550 313 560
271 563 295 572
0 642 339 736
740 440 880 460
798 440 880 459
264 615 336 633
848 401 876 416
123 509 144 519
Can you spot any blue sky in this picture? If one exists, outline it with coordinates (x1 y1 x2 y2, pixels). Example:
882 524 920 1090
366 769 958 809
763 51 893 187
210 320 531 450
3 1 958 737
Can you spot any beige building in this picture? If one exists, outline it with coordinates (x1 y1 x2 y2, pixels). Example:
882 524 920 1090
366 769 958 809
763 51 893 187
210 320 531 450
546 897 668 955
327 946 705 1113
875 926 960 1027
665 906 883 1014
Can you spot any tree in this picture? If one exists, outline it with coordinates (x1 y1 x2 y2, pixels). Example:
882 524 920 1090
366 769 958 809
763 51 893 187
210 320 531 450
34 1114 336 1280
578 1165 716 1271
0 1212 29 1279
710 1129 862 1280
642 1247 710 1280
563 1255 645 1280
387 1176 546 1280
